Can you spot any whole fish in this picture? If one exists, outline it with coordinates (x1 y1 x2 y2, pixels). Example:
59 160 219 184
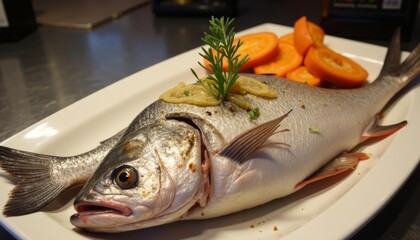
0 30 419 233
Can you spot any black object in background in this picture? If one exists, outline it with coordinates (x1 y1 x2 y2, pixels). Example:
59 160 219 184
321 0 419 41
153 0 237 17
0 0 37 42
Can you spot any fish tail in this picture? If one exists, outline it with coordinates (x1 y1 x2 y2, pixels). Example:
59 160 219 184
378 28 420 88
393 43 420 85
397 43 420 82
0 146 73 216
0 130 123 216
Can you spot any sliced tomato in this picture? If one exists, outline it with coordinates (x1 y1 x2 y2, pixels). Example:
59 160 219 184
293 16 325 55
307 21 324 47
204 32 279 72
304 47 368 88
278 32 294 45
286 66 322 87
254 42 303 77
293 16 313 56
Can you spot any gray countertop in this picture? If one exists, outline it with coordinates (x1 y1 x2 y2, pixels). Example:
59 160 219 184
1 0 419 239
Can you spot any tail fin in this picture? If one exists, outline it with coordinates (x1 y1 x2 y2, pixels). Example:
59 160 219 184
0 146 71 216
0 129 123 216
395 42 420 82
379 28 420 86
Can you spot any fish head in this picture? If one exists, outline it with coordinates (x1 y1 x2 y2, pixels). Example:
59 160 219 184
71 120 206 232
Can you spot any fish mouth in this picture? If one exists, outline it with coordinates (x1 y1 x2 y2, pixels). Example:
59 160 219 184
71 199 133 229
73 200 132 217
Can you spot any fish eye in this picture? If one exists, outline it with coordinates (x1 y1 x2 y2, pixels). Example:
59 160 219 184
112 165 139 190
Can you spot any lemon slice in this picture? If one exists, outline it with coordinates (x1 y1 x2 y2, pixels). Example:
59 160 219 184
160 76 277 109
227 94 252 110
231 76 277 98
160 82 221 106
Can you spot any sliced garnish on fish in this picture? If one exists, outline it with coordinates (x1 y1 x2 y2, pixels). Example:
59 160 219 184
219 110 292 164
295 152 370 189
361 114 407 141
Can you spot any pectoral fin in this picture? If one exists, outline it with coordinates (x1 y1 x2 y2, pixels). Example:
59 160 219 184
361 114 407 141
295 152 370 189
219 110 292 164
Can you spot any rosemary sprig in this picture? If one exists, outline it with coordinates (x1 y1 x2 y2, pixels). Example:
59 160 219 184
191 16 249 101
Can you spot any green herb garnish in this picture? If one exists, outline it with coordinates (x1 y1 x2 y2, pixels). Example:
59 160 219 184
191 16 249 101
309 127 320 133
183 90 190 96
248 107 260 120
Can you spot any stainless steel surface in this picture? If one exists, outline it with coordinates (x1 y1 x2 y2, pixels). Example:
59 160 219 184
0 0 419 239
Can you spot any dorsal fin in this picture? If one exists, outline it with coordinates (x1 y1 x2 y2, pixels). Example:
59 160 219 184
219 110 292 164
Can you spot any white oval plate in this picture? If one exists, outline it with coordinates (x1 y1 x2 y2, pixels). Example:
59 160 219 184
1 23 419 240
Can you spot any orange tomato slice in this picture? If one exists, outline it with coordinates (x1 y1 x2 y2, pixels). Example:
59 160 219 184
307 21 324 47
293 16 312 56
278 33 294 45
304 47 368 88
286 66 322 87
254 42 303 77
293 16 325 55
204 32 279 72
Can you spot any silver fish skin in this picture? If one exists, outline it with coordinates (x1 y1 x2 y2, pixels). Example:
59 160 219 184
0 30 419 232
68 33 419 232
